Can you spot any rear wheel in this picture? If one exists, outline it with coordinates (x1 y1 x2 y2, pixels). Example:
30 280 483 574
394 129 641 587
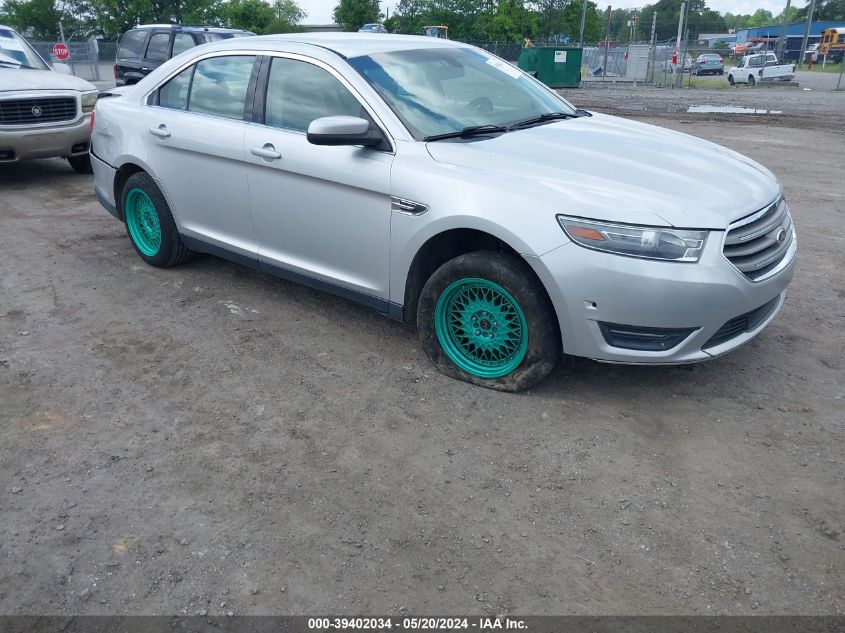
121 172 191 268
748 74 756 86
67 154 92 174
417 251 559 392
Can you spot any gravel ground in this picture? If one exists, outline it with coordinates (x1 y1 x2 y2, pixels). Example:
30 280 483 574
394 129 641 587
568 83 844 129
0 107 843 616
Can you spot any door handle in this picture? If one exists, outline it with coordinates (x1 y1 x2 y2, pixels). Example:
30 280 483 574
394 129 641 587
250 144 281 160
149 125 170 139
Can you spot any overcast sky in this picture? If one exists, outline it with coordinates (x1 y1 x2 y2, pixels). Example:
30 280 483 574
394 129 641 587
302 0 798 27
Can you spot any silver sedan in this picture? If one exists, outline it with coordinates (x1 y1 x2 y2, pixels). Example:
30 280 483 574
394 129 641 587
90 34 796 391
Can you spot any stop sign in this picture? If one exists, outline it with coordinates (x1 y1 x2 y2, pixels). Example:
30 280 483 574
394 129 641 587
52 43 69 61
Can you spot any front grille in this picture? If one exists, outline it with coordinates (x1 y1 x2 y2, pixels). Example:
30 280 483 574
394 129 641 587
0 97 78 125
703 296 780 350
723 198 794 281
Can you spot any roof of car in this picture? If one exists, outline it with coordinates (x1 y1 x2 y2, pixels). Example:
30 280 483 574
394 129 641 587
203 32 466 58
131 24 252 33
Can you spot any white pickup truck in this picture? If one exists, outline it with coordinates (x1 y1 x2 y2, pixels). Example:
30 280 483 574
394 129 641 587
728 52 795 86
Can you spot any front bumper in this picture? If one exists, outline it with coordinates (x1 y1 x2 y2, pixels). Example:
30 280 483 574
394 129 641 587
531 230 796 364
0 113 92 162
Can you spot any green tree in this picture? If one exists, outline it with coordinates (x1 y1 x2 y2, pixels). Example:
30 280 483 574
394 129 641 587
477 0 536 40
224 0 274 31
562 0 602 42
638 0 725 42
0 0 84 39
333 0 381 31
797 0 845 20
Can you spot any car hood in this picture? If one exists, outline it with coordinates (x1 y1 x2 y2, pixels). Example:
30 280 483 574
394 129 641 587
0 68 97 92
425 112 781 229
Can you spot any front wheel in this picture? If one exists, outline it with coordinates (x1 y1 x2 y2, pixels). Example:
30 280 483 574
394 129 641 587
417 251 559 392
67 154 92 174
728 74 735 85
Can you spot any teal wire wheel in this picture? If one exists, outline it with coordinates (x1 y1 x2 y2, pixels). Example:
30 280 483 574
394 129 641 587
124 187 162 257
434 277 529 379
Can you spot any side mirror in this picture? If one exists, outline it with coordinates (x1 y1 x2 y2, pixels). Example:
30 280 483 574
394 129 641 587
307 116 381 147
52 63 72 75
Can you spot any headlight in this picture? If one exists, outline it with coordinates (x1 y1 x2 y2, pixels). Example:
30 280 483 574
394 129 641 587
557 215 708 262
81 91 98 112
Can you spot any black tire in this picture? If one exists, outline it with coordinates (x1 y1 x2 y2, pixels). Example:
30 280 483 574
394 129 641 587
67 154 92 174
417 251 559 392
748 74 756 86
120 172 191 268
728 74 735 85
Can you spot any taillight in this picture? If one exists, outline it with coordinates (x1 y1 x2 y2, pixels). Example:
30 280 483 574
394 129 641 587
700 60 706 64
113 64 118 79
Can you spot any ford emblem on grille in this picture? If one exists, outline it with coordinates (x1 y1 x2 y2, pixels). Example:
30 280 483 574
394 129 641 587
31 106 42 117
776 228 787 243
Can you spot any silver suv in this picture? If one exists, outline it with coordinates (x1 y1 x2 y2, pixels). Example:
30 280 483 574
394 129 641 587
90 34 796 391
1 25 98 172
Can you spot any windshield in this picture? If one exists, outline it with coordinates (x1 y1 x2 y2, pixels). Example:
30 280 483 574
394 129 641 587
0 28 50 69
347 47 575 140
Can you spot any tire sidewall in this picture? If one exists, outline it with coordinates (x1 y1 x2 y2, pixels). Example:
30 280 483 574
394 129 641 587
417 251 559 392
121 173 181 268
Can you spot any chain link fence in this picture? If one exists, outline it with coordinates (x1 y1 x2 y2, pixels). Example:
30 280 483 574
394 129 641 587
27 39 101 81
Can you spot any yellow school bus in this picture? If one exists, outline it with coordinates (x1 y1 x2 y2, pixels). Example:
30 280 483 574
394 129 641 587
818 27 845 61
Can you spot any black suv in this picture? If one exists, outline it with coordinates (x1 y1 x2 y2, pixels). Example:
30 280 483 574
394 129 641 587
114 24 254 86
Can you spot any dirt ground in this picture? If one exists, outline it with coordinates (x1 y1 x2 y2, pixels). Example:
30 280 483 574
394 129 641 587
1 100 843 617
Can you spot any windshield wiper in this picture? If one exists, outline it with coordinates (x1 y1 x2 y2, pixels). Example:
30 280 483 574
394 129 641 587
508 112 579 130
424 124 508 142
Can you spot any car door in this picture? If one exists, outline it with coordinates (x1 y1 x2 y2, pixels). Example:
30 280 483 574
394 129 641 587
243 55 393 300
143 54 260 259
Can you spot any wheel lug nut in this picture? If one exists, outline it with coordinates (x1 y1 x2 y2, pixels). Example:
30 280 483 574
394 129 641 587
475 330 481 335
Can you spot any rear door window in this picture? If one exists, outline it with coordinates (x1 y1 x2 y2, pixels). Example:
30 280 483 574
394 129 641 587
158 65 194 109
145 32 170 62
117 30 148 59
187 55 256 120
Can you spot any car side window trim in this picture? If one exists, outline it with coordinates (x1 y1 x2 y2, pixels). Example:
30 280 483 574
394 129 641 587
142 49 395 148
251 51 394 152
149 54 259 123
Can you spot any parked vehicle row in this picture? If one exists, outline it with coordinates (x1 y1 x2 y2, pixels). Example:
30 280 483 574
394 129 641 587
88 33 796 391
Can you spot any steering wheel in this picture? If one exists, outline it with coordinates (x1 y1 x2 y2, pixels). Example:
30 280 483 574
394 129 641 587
466 96 494 114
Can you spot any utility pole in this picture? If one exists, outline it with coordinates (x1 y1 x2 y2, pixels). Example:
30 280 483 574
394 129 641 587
602 5 611 80
672 2 686 88
649 11 657 82
777 0 791 60
579 0 589 47
798 0 816 69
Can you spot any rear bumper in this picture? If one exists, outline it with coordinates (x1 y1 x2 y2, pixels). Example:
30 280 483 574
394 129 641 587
0 114 91 162
91 151 119 219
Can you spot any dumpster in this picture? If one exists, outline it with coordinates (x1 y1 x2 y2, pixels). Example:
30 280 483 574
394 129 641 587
517 46 583 88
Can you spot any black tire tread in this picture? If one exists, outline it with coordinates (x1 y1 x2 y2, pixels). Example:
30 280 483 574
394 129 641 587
417 251 559 392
